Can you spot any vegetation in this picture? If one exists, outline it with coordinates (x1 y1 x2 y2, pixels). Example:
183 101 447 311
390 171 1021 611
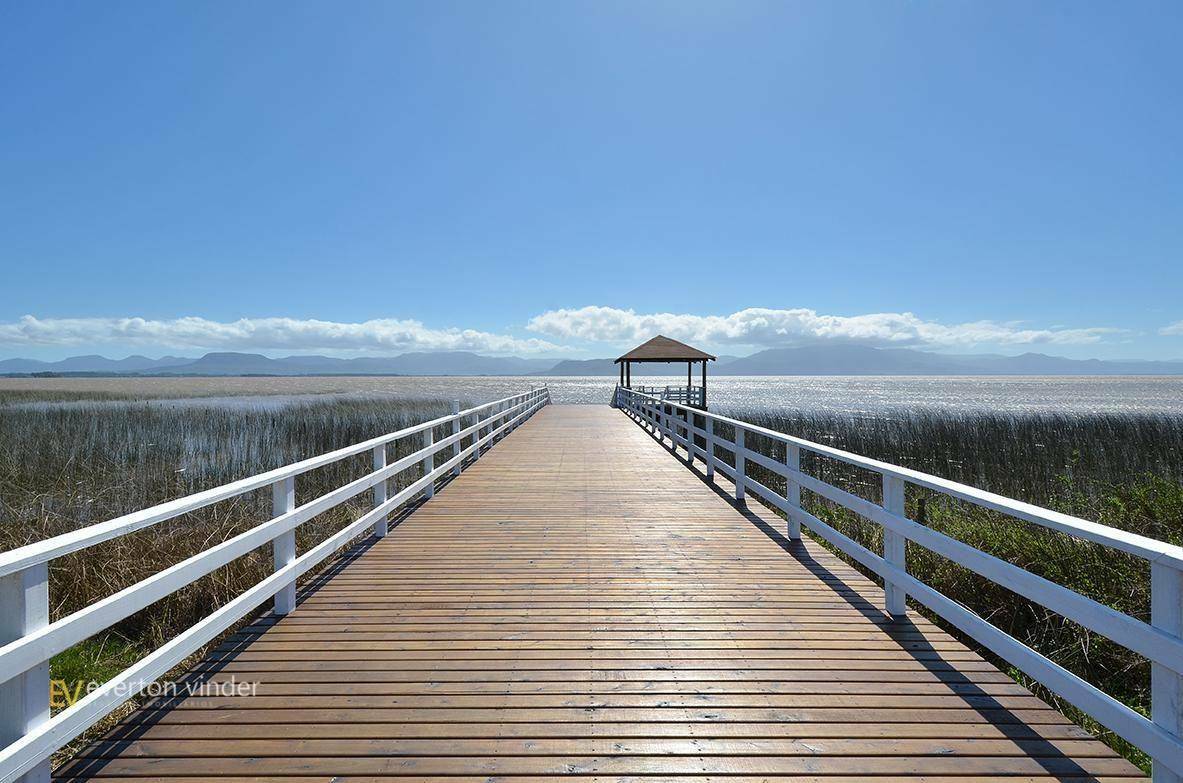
726 406 1183 771
0 389 145 404
0 395 456 710
4 392 1182 771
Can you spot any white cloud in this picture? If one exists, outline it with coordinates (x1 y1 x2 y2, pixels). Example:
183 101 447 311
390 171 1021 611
527 306 1120 350
1162 321 1183 336
0 315 563 355
0 308 1128 358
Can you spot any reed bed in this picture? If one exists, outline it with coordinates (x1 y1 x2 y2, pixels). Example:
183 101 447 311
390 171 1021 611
722 406 1183 769
4 393 1182 771
0 396 457 689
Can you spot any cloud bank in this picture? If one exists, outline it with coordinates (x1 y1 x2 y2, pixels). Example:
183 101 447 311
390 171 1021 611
0 315 563 355
1162 321 1183 336
0 307 1127 358
527 306 1118 350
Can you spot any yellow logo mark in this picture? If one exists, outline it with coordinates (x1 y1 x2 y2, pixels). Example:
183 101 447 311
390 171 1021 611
50 680 87 709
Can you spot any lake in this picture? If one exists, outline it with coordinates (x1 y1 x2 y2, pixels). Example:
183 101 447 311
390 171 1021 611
2 375 1181 416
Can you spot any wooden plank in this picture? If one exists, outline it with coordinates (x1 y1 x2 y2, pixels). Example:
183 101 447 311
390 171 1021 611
55 754 1145 776
56 777 1150 783
75 737 1121 758
56 405 1145 780
101 720 1099 741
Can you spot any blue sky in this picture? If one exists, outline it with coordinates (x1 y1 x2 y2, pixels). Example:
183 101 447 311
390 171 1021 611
2 1 1181 360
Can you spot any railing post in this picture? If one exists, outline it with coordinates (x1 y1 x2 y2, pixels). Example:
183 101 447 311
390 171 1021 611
785 443 802 541
705 416 715 481
0 563 50 783
423 425 435 499
882 474 907 618
685 410 694 467
1152 561 1183 783
271 476 296 615
451 400 462 476
734 426 746 505
472 408 482 462
372 444 388 538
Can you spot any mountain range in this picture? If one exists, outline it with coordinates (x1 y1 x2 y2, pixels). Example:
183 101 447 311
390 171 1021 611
3 346 1183 377
0 351 556 376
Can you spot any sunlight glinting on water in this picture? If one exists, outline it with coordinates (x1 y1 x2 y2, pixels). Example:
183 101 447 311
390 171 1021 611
4 375 1182 416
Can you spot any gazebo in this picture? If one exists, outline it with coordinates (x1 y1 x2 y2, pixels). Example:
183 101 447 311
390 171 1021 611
615 335 717 409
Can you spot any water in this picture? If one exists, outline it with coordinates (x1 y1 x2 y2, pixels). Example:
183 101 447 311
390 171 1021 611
2 375 1181 416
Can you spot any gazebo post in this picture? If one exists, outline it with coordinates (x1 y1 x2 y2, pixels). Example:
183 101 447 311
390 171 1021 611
619 363 624 387
701 360 707 409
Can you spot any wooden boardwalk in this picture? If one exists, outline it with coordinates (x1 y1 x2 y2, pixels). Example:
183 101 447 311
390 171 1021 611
59 405 1143 781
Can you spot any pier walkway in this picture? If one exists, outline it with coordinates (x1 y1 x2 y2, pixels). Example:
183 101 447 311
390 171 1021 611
56 405 1141 781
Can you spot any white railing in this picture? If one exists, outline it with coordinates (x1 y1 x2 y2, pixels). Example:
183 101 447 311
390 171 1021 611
0 387 550 783
632 385 705 407
616 385 1183 782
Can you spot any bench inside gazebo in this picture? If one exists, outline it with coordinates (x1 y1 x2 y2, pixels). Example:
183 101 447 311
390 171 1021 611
615 334 716 409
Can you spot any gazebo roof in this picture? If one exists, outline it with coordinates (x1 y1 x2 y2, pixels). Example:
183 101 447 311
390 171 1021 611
614 335 717 364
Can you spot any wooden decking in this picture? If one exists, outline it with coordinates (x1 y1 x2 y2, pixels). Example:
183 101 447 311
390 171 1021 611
59 404 1143 781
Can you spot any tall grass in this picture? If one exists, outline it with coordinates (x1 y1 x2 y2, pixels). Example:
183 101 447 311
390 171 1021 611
0 396 455 671
725 407 1183 505
724 406 1183 770
5 393 1182 771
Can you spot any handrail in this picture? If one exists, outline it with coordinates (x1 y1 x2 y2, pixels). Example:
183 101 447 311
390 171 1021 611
0 386 550 782
614 385 1183 782
0 391 540 578
631 384 705 407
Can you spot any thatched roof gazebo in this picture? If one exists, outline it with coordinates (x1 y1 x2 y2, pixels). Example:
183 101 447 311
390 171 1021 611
615 335 716 408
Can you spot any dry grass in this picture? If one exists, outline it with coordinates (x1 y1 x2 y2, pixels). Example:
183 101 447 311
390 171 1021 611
714 407 1183 771
0 395 457 716
6 394 1183 773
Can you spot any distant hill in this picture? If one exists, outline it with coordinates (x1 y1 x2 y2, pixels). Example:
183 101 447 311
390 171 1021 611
720 345 1183 375
0 354 194 374
542 358 619 376
4 347 1182 377
542 355 741 376
153 352 292 375
151 351 557 376
722 345 954 375
2 351 556 377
